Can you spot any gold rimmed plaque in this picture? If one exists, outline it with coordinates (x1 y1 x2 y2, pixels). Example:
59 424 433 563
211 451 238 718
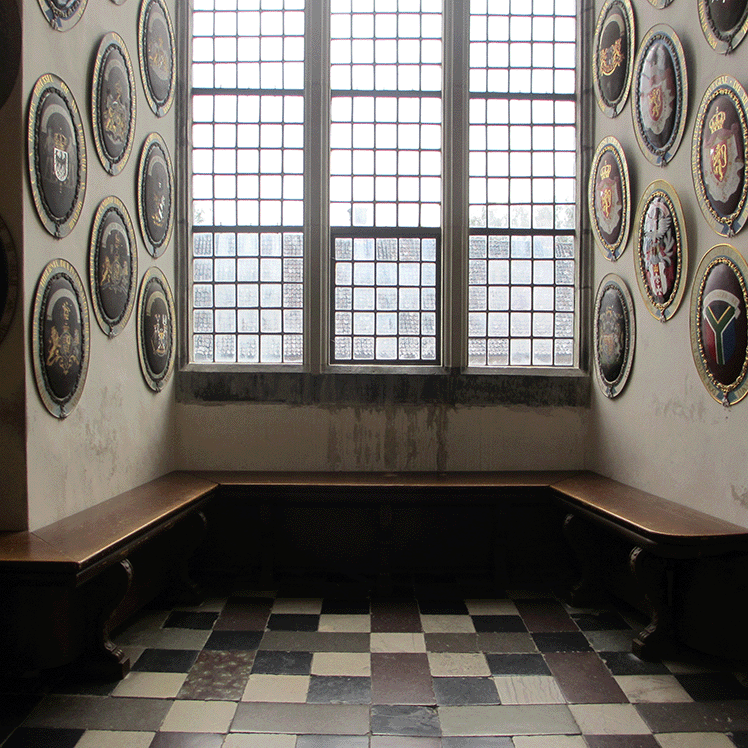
137 267 175 392
593 0 636 118
137 133 174 258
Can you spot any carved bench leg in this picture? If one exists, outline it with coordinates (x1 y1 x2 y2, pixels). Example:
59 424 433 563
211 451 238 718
562 512 604 606
163 511 209 606
80 559 133 680
629 546 674 660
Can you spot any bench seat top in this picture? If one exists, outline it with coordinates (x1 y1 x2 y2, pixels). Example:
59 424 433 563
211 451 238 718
553 471 748 553
0 472 217 576
195 470 578 491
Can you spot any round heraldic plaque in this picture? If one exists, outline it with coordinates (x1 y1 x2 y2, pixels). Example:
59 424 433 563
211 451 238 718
593 0 635 118
699 0 748 53
138 0 175 117
137 267 175 392
594 274 636 398
589 137 631 261
36 0 87 31
692 77 748 238
32 259 90 418
691 244 748 406
137 133 174 257
28 74 87 239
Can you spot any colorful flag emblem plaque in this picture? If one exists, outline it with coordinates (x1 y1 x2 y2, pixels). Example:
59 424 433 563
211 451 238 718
634 180 688 322
92 33 137 176
593 0 635 118
137 267 175 392
32 259 90 418
589 137 631 261
699 0 748 54
28 74 87 239
691 244 748 406
89 197 138 338
632 25 687 167
692 76 748 238
594 274 636 399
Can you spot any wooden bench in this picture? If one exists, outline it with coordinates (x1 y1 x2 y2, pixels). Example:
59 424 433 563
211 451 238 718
0 472 217 678
552 471 748 660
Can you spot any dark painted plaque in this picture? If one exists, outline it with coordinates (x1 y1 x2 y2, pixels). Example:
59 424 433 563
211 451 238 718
632 25 687 166
89 197 138 337
691 244 748 405
634 181 687 322
28 74 87 239
0 0 21 111
32 259 90 418
692 77 748 237
0 214 18 346
138 0 175 117
137 133 173 257
593 0 635 118
137 267 174 391
589 137 631 261
594 274 636 398
699 0 748 53
92 33 136 176
36 0 87 31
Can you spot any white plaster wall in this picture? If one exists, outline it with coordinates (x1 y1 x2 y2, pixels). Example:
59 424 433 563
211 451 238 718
176 402 586 472
0 0 27 531
586 1 748 526
22 0 176 530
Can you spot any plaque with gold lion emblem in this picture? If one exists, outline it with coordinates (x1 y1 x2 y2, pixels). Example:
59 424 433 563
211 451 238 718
589 137 631 261
692 76 748 238
594 274 636 399
699 0 748 54
137 267 174 391
92 33 136 176
138 0 175 117
89 197 138 337
632 25 687 167
0 214 18 347
32 259 90 418
691 244 748 406
36 0 87 31
593 0 635 118
28 74 87 239
137 133 173 257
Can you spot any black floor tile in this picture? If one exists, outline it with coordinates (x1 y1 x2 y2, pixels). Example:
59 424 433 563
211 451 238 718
251 649 313 675
203 631 263 651
417 600 469 615
306 675 371 704
675 673 748 701
485 653 551 676
149 733 225 747
267 613 320 631
471 615 527 633
730 731 748 748
0 695 43 743
1 727 85 748
532 632 591 652
163 611 220 630
432 677 500 705
599 651 670 676
132 649 200 673
571 611 632 631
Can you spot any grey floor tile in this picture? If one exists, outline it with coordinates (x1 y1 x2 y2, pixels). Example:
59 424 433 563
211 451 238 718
251 650 313 675
260 632 370 652
636 701 748 733
306 675 371 704
296 737 369 748
432 677 500 706
1 727 85 748
439 705 579 736
371 705 441 737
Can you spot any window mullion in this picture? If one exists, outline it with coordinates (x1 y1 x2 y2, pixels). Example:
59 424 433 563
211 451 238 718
306 0 329 374
443 0 469 370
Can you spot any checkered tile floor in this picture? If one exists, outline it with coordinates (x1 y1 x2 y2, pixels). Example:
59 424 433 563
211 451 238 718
3 574 748 747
